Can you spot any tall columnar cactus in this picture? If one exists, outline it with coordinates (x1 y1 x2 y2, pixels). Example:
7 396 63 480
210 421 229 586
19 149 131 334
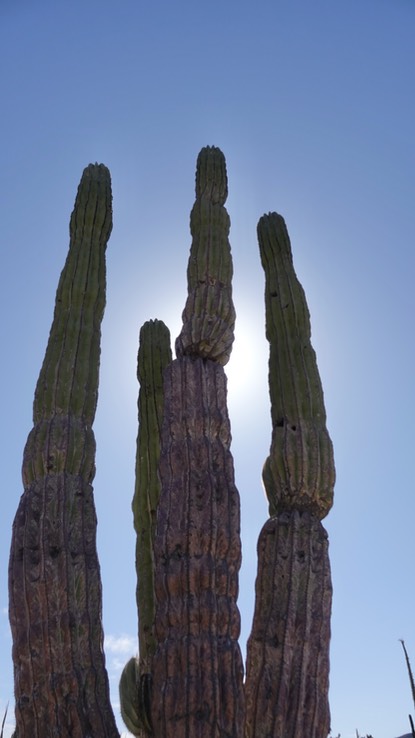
244 212 334 738
135 320 172 671
8 164 119 737
148 146 245 738
120 319 172 736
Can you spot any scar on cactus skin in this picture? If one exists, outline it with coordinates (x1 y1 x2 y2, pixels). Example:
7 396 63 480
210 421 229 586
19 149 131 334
8 164 119 737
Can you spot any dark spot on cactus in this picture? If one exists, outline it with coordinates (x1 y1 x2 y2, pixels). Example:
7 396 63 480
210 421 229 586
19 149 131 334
270 291 278 297
275 418 284 428
291 424 297 431
195 701 210 721
162 544 184 566
49 546 60 558
29 549 40 565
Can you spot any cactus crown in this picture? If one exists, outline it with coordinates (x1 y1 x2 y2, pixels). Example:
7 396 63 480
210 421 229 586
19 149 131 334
33 163 112 425
195 145 228 205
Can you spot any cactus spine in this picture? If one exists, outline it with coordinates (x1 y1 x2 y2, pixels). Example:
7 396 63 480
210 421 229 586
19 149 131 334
149 147 244 738
8 164 119 737
244 212 334 738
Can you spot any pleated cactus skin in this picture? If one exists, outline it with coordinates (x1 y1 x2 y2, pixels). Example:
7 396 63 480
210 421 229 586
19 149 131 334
126 319 172 736
150 147 244 738
244 211 334 738
8 164 119 738
258 212 335 520
134 320 172 670
176 146 235 366
244 512 332 738
119 657 151 738
151 358 244 738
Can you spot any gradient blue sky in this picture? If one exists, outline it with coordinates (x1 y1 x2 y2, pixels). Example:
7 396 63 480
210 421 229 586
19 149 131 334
1 2 414 737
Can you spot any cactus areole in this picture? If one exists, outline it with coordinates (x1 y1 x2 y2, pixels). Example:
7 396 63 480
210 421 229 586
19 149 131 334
8 164 119 738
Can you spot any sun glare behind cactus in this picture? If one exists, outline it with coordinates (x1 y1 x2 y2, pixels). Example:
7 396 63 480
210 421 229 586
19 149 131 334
225 306 268 406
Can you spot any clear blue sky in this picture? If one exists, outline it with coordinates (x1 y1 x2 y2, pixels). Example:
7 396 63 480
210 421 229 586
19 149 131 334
1 2 414 736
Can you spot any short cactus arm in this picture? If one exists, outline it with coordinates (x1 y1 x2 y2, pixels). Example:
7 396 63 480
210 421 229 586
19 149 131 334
258 212 335 520
9 164 119 737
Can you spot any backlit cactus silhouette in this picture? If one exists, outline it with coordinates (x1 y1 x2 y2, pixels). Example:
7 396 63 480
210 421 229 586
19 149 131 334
9 149 334 738
120 319 172 735
8 164 118 737
244 212 334 738
149 146 245 738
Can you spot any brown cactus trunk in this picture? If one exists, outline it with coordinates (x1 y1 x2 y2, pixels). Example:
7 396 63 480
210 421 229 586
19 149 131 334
151 357 244 738
244 512 332 737
8 164 119 738
150 147 244 738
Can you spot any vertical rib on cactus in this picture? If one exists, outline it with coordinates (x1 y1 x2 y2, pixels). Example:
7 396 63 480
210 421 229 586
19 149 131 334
135 320 172 671
244 512 332 738
121 319 172 736
150 147 244 738
8 164 119 738
258 212 335 520
244 211 334 738
176 145 235 366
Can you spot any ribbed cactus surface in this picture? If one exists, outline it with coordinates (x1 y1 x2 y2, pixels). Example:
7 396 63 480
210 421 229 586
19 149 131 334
258 212 335 520
122 319 172 736
151 358 244 738
150 147 244 738
8 164 119 737
244 211 334 738
134 320 172 672
176 146 235 366
244 511 332 738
